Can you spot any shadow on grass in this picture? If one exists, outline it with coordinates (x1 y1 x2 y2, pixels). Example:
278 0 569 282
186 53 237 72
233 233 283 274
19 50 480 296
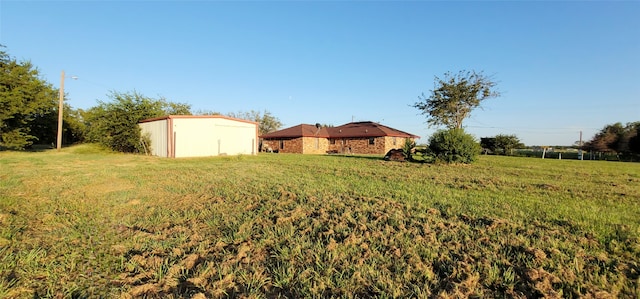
0 144 54 153
1 143 114 155
26 145 55 152
323 154 386 161
323 153 434 164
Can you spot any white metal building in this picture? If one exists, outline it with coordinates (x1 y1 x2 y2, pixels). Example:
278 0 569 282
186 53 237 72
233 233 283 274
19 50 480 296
138 115 258 158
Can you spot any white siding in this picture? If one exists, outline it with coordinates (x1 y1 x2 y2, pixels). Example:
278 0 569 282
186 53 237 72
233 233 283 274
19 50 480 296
172 118 256 157
139 116 257 158
139 119 168 157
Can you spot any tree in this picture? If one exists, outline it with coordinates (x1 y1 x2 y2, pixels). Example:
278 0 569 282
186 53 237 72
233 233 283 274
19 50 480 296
413 70 499 129
62 107 87 144
628 123 640 155
480 137 497 154
494 134 524 155
163 100 192 115
193 109 222 116
27 103 86 146
0 46 59 150
586 123 625 154
227 110 282 136
84 91 191 153
584 122 640 160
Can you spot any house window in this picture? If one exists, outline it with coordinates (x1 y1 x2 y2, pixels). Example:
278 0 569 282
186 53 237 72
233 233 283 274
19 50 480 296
369 137 375 145
330 139 336 145
279 140 284 150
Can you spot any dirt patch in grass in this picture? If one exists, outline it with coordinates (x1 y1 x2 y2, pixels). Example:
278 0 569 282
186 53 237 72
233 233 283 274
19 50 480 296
1 150 638 297
99 191 639 298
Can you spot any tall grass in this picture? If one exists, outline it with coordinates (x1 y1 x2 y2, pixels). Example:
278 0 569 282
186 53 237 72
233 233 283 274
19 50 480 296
1 144 638 298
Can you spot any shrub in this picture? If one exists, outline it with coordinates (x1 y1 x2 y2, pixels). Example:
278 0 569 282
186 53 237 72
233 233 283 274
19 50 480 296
84 91 190 153
428 128 481 163
402 138 416 161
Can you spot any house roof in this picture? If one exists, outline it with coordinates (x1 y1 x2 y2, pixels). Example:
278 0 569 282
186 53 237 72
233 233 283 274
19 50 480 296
261 121 419 139
327 121 419 138
260 124 331 138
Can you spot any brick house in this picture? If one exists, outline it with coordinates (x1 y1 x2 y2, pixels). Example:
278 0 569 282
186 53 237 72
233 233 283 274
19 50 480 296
260 121 419 155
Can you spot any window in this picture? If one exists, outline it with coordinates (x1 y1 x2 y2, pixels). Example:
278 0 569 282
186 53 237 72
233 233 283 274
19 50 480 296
279 140 284 149
369 137 375 145
329 139 336 145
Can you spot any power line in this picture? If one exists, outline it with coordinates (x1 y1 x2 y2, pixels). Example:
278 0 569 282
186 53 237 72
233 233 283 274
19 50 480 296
466 125 601 131
75 78 114 91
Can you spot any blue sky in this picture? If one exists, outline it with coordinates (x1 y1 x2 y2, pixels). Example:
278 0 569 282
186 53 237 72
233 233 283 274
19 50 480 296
1 1 638 145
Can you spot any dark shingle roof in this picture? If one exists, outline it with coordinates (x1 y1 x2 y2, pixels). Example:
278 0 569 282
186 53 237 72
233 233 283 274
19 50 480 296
260 124 330 138
261 121 418 139
326 121 419 138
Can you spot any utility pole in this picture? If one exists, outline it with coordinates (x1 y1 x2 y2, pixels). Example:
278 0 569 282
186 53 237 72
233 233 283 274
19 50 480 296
578 131 583 160
56 71 77 150
57 70 65 151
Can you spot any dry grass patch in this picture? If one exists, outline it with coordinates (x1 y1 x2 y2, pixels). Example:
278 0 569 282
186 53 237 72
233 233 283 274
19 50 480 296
0 145 638 297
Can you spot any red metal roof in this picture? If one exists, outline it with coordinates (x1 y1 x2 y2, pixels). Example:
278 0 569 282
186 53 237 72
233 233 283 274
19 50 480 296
261 121 419 139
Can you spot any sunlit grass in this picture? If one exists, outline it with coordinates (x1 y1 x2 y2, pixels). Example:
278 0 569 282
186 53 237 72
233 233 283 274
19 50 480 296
0 144 638 297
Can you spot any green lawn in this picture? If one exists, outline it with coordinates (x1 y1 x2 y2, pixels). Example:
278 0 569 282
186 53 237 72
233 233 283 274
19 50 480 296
1 144 638 298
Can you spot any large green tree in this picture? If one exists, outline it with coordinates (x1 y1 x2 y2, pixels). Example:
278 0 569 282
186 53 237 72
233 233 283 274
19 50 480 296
413 70 500 129
585 122 640 159
494 134 525 155
586 123 625 154
0 47 59 150
480 137 497 154
84 91 191 153
628 123 640 155
227 110 282 136
27 103 86 146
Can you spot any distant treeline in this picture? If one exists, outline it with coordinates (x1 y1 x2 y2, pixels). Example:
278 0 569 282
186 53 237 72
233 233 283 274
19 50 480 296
477 122 640 162
509 148 636 162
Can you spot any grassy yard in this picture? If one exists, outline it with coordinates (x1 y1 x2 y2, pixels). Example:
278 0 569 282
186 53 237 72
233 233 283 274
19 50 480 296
1 144 639 298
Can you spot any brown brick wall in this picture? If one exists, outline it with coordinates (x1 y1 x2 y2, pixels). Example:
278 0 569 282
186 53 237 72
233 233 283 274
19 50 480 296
301 137 330 154
327 139 343 153
262 138 303 153
264 136 416 155
345 137 385 154
262 139 278 152
383 136 411 154
327 137 404 155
